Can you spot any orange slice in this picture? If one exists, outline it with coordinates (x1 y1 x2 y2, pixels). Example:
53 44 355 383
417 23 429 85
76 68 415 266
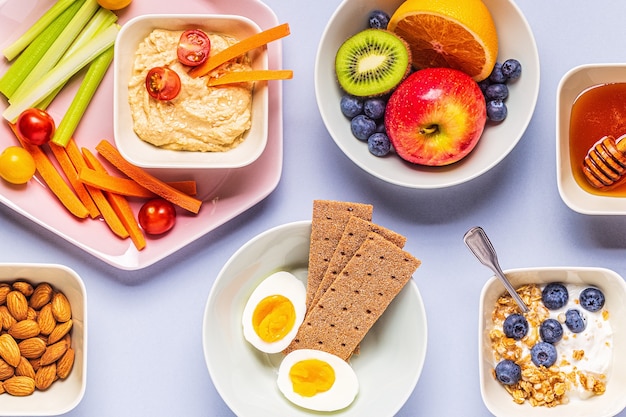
388 0 498 81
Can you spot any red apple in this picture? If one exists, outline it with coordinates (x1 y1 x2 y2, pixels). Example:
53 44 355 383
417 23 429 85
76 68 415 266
385 67 486 166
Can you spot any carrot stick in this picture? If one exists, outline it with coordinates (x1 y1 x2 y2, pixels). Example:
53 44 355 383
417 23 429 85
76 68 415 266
167 181 197 196
48 142 100 218
95 139 203 214
8 123 89 219
78 167 155 198
82 181 129 239
189 23 290 78
82 148 145 250
206 69 293 86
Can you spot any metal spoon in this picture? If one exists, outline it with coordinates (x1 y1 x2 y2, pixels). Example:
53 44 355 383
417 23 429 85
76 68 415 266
463 226 529 313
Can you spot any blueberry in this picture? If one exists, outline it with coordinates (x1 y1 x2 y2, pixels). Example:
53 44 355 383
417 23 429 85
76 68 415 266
368 10 390 29
539 318 563 344
565 309 586 333
484 83 508 101
368 132 391 156
489 62 507 84
486 100 507 122
501 59 522 81
541 283 569 310
363 98 386 120
502 313 528 340
477 78 491 95
579 287 605 312
495 360 521 385
350 114 377 141
530 342 558 367
340 95 364 118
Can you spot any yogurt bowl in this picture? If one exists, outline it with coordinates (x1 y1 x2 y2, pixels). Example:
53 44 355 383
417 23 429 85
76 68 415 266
479 266 626 417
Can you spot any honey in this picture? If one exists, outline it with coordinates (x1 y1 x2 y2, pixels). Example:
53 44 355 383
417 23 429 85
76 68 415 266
569 82 626 196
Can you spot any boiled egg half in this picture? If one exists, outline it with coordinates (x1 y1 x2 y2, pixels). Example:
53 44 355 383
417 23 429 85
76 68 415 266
242 271 306 353
277 349 359 412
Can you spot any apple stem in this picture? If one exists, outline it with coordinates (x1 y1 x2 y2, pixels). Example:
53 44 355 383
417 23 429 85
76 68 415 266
419 124 439 135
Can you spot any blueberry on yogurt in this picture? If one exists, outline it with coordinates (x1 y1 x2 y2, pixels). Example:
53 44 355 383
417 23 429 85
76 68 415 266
530 342 558 367
495 360 521 385
502 313 528 340
565 309 586 333
541 283 569 310
579 287 605 312
539 318 563 344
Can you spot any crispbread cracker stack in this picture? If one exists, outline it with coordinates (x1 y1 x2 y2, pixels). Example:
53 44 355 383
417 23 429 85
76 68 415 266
306 200 373 308
285 232 421 361
309 216 407 310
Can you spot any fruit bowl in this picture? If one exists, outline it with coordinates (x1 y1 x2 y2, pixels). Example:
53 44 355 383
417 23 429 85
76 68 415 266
114 14 269 169
315 0 540 188
0 263 87 416
478 266 626 417
556 63 626 215
202 221 428 416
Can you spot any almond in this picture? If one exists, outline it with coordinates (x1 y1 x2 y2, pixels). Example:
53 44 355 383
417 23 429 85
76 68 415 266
51 292 71 322
3 375 35 396
6 290 28 321
29 283 52 310
37 303 56 335
0 305 16 330
0 283 10 305
15 356 35 379
18 337 46 359
0 358 15 380
0 334 21 367
34 363 56 390
39 340 68 366
47 319 73 345
8 319 40 340
12 281 33 297
56 347 74 379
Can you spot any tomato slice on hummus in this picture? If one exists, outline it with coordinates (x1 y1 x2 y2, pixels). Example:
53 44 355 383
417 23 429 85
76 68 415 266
145 66 181 101
177 29 211 67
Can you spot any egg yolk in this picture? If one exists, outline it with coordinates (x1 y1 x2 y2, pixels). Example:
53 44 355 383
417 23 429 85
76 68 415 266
252 295 296 342
289 359 336 397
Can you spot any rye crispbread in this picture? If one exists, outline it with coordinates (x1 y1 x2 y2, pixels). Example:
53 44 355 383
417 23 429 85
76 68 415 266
285 232 421 361
306 200 373 308
309 216 407 310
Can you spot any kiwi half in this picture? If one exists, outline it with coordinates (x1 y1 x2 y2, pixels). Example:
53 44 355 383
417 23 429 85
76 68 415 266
335 29 411 97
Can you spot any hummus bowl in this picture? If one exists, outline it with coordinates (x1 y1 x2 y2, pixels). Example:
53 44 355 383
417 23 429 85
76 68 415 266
113 14 269 169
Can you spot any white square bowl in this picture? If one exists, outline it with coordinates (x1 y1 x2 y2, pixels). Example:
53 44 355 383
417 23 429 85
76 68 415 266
479 266 626 417
114 14 269 169
0 263 87 416
556 63 626 214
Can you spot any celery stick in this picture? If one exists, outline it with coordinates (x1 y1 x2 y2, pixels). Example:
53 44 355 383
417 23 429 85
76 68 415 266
52 46 114 147
64 7 118 58
2 24 120 122
10 0 99 105
3 0 81 61
0 0 84 99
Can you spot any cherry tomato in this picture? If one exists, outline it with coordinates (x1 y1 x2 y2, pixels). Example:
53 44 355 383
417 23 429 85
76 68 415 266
145 67 181 101
138 198 176 235
16 108 55 146
96 0 132 10
177 29 211 67
0 146 36 185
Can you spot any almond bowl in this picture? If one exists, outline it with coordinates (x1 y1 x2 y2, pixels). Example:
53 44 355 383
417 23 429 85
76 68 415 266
479 266 626 417
113 14 269 169
0 263 86 416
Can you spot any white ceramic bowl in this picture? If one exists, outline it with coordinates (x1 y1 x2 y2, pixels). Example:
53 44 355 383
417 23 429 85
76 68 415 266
202 221 427 416
479 266 626 417
315 0 540 188
556 63 626 215
114 14 269 169
0 263 87 416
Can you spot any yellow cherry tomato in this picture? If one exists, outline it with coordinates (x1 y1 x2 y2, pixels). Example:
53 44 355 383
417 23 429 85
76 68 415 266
0 146 36 185
96 0 132 11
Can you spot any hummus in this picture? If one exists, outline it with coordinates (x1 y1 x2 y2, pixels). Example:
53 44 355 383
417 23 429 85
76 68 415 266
128 29 253 152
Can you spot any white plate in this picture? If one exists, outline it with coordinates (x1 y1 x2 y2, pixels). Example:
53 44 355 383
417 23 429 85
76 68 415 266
202 221 428 416
315 0 540 188
0 0 283 270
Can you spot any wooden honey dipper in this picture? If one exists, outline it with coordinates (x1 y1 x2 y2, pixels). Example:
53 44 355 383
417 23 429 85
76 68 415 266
582 134 626 188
